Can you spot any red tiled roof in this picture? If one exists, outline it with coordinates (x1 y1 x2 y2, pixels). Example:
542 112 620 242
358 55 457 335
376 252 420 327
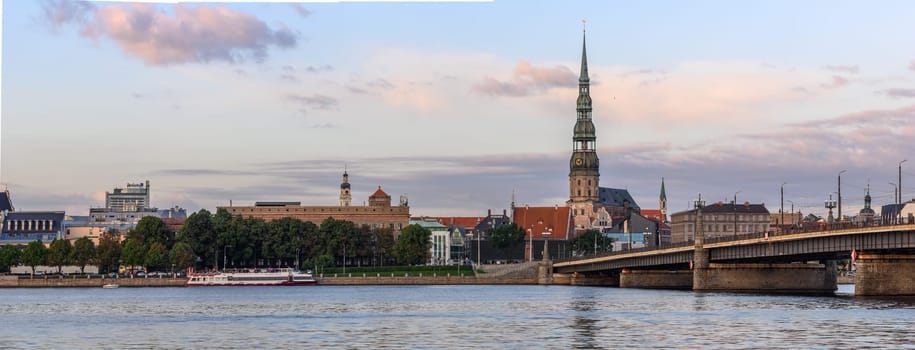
430 216 483 230
370 186 389 198
512 206 572 240
641 209 666 222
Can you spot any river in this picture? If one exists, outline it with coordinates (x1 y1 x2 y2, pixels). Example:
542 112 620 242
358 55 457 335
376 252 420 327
1 284 914 349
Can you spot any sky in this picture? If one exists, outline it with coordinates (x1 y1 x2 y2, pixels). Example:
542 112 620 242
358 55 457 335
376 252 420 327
2 0 915 219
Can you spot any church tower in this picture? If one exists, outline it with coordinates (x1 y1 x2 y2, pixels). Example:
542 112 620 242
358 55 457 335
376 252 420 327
568 26 600 229
339 170 352 207
660 177 668 222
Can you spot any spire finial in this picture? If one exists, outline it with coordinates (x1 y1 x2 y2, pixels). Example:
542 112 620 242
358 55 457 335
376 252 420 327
582 18 586 33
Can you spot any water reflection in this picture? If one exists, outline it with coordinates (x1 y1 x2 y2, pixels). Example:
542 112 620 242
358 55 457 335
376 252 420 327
1 286 914 348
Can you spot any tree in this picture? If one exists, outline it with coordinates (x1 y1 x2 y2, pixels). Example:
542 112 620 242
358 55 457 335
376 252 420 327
373 227 395 266
22 240 48 276
180 209 216 269
169 241 196 271
144 242 168 272
570 229 613 256
489 223 526 262
130 216 174 248
121 239 147 273
96 232 121 274
70 237 96 274
0 245 21 273
47 239 73 274
392 224 432 265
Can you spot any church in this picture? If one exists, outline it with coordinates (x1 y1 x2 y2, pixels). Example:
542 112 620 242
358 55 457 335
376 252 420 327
566 29 666 234
514 28 669 255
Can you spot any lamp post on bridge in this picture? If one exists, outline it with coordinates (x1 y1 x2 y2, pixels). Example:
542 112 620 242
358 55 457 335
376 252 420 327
900 160 907 205
838 170 846 223
890 182 899 224
781 182 787 233
733 191 741 238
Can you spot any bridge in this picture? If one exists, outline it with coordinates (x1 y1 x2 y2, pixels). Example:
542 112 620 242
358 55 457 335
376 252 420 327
546 223 915 296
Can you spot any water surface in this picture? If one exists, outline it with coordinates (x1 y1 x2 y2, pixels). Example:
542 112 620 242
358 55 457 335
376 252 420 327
2 284 914 349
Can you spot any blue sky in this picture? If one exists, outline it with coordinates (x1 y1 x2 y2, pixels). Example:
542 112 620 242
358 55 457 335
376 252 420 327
2 0 915 218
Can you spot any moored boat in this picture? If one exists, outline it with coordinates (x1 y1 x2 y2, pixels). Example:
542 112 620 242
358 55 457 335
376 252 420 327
102 283 119 289
185 268 316 287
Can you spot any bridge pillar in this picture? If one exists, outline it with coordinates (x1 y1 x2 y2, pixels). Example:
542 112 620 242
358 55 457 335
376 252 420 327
855 253 915 296
693 262 836 294
538 260 553 285
569 271 620 286
620 269 692 289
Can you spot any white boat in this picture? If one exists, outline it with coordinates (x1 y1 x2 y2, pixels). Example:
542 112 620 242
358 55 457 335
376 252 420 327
102 283 119 289
185 268 316 287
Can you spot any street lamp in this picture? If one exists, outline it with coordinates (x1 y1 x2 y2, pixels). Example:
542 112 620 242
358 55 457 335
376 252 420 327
780 182 787 232
890 182 899 224
542 229 552 261
901 160 908 205
838 170 847 222
527 228 533 262
733 191 741 238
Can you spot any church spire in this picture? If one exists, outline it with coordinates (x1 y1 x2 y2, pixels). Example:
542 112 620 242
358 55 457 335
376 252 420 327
660 177 667 201
580 21 589 83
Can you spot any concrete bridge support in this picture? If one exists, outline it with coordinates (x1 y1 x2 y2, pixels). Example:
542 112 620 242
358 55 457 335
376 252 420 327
538 260 553 285
620 269 692 289
855 253 915 296
693 262 837 294
569 271 620 286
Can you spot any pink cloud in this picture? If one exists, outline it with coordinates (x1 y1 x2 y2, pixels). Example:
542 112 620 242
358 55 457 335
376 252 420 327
823 65 859 74
819 75 849 89
472 61 576 97
910 60 915 71
880 88 915 99
44 1 297 65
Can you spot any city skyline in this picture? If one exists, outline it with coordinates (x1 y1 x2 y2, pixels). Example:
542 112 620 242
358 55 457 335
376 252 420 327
3 0 915 217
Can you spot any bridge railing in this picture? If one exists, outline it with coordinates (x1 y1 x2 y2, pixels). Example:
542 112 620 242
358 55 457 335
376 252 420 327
554 219 914 263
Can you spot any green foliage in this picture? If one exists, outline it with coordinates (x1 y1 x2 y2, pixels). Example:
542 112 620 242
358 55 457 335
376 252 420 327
47 239 73 273
121 239 147 272
489 223 526 262
130 216 174 248
392 224 432 265
570 229 613 256
169 241 196 270
70 237 96 274
96 233 121 274
0 245 21 273
22 240 48 275
180 209 215 269
144 242 168 271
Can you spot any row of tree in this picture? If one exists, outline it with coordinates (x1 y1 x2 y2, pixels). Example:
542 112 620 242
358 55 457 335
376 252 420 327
179 209 434 272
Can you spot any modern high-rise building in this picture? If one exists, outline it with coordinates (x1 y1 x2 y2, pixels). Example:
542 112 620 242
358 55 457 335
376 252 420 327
105 180 150 211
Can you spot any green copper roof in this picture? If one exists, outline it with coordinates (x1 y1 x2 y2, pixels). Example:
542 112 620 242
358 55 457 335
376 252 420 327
579 31 589 82
660 178 667 200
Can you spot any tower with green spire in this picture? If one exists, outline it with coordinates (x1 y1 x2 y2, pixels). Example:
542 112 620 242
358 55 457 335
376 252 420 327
568 25 600 228
660 178 668 222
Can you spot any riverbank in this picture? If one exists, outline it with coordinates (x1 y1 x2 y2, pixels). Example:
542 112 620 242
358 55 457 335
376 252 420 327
0 275 185 288
317 275 537 285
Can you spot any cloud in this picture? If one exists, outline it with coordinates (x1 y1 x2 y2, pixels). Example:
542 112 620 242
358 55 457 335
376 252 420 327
472 60 576 97
823 65 859 74
346 85 369 94
289 4 312 18
43 1 297 65
305 65 333 73
280 74 298 82
790 103 915 128
286 94 339 111
820 75 849 89
368 78 395 90
910 60 915 71
879 88 915 99
151 169 257 176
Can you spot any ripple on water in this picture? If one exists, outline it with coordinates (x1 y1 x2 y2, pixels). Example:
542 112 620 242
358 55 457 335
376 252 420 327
1 285 914 348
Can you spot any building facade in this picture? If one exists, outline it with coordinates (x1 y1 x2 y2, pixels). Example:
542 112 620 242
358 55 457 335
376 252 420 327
105 180 151 212
221 172 411 235
409 218 451 265
670 202 771 243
